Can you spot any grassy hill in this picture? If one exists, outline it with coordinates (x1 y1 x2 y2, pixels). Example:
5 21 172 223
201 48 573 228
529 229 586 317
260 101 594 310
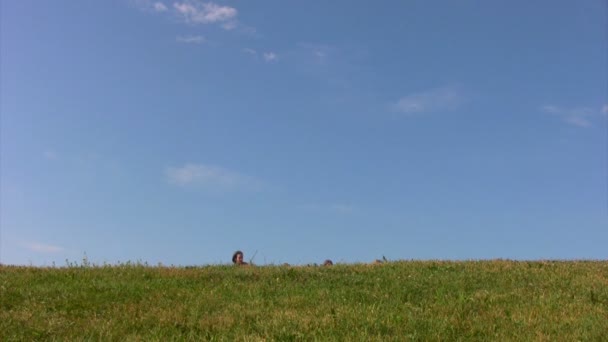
1 260 607 340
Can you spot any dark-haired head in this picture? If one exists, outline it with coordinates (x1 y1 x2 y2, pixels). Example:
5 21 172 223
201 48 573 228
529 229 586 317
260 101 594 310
232 250 245 265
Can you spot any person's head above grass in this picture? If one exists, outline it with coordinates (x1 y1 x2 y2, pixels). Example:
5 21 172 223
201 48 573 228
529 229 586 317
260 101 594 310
232 250 248 265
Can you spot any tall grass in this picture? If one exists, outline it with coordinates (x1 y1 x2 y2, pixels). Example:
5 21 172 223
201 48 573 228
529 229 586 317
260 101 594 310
1 260 607 340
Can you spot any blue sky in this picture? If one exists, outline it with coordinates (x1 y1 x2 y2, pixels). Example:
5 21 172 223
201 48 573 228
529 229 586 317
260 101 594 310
1 0 606 266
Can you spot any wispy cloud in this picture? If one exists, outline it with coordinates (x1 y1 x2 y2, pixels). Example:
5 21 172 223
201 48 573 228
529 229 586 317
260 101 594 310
298 43 335 65
243 48 257 56
130 0 168 13
243 49 279 62
154 2 168 12
393 86 466 115
221 21 238 31
263 52 278 62
541 105 601 128
173 1 237 25
24 242 65 253
176 35 205 44
133 1 256 35
166 163 261 190
314 50 327 59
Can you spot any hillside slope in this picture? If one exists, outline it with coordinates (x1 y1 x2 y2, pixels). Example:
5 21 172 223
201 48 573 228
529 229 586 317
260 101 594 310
1 260 607 340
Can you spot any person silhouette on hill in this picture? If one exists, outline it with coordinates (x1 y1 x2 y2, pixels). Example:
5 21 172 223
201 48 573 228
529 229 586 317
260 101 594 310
323 259 333 266
232 250 249 266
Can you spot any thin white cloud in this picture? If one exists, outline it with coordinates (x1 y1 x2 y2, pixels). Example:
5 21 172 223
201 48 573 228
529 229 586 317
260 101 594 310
541 105 599 128
130 0 167 13
244 49 279 62
243 48 257 56
25 242 65 253
393 86 466 115
237 24 258 37
564 116 591 128
263 52 278 62
166 163 261 190
154 2 168 12
540 105 559 114
173 1 237 25
602 104 608 115
176 35 205 44
297 43 336 65
133 0 254 34
222 21 238 31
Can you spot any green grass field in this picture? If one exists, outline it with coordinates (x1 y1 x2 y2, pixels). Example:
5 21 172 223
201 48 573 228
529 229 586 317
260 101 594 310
1 260 607 340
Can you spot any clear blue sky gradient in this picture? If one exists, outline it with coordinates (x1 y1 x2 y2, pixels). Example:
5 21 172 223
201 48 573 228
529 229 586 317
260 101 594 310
1 1 607 266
